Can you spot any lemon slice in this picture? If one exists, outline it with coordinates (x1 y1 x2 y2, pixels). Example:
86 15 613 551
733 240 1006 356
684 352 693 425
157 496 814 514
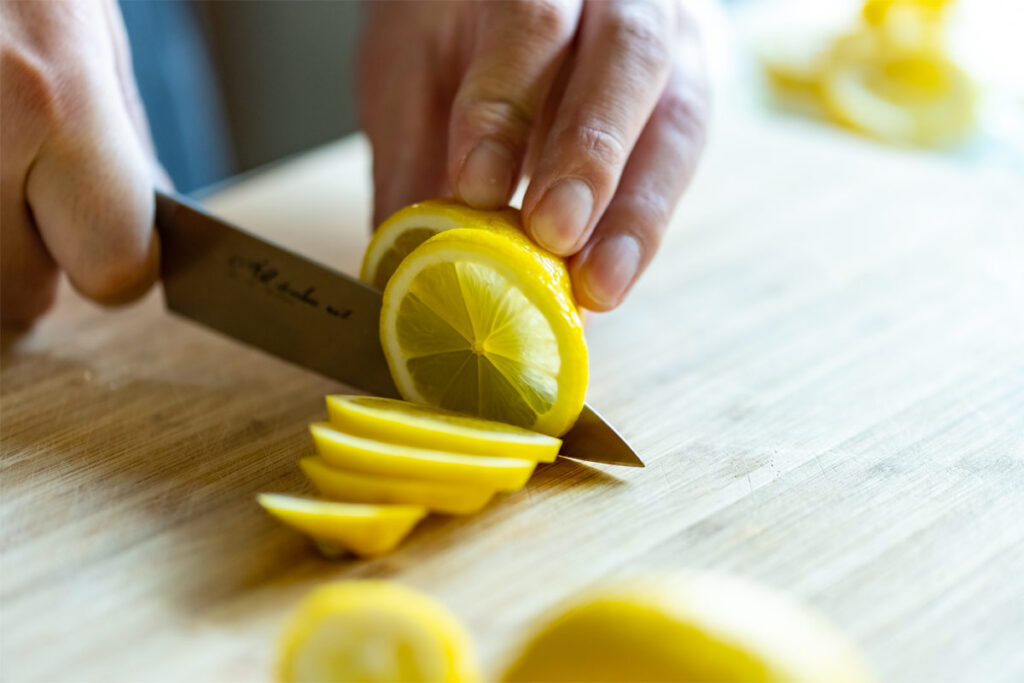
380 214 588 436
300 456 495 515
310 423 536 491
278 581 479 683
326 395 560 462
756 30 835 94
257 494 426 557
362 199 518 290
822 37 974 146
502 574 874 683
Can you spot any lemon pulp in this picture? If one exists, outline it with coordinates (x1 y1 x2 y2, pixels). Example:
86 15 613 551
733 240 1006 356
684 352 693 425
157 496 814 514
362 199 523 291
382 224 587 437
398 259 561 426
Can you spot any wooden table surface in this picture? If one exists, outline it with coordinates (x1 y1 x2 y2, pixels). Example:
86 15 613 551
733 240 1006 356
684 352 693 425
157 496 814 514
3 113 1023 682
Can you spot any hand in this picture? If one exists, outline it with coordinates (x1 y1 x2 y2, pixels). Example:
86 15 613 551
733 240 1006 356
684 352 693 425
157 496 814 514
1 0 163 326
357 0 708 311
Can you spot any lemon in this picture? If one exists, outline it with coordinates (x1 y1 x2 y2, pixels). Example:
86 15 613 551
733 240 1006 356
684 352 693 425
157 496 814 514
300 456 496 515
377 204 588 436
257 494 426 557
310 423 536 491
756 30 834 94
278 581 479 683
362 199 518 291
502 573 874 683
822 41 975 146
326 395 561 462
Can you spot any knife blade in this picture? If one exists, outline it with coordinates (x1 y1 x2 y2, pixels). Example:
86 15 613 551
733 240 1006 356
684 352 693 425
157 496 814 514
155 191 643 467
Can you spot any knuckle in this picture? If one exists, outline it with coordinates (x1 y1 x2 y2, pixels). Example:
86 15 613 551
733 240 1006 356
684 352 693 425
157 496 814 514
658 85 709 143
619 190 673 242
568 120 629 175
520 0 573 39
459 91 534 142
603 5 672 75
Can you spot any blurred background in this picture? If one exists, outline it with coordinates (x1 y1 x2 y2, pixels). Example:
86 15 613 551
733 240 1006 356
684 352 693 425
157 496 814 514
126 0 1023 195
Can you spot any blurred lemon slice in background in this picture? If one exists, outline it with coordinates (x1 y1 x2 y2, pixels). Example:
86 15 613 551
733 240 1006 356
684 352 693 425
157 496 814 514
278 581 479 683
501 573 875 683
326 395 561 461
757 0 975 147
378 206 587 436
822 42 974 146
257 494 426 557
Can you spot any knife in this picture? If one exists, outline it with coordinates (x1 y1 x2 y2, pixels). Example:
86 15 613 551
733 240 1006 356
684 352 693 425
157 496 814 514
154 191 643 467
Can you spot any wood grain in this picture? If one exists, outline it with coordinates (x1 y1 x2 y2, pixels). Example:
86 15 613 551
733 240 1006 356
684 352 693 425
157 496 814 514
2 114 1023 682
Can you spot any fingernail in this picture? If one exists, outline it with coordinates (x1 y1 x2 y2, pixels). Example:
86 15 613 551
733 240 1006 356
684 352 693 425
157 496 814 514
581 233 642 309
531 179 594 254
458 140 515 208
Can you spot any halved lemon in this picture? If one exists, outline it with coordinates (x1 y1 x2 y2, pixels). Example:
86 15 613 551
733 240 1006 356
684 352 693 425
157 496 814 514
278 580 479 683
300 456 496 515
821 35 974 146
502 573 874 683
310 423 536 491
361 199 517 291
257 493 426 557
326 395 560 462
378 209 588 436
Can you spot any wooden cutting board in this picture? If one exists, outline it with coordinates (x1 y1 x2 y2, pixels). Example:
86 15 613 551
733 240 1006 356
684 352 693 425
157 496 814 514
2 113 1023 682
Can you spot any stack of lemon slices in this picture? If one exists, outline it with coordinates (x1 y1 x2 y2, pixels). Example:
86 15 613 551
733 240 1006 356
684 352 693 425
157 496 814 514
259 395 561 557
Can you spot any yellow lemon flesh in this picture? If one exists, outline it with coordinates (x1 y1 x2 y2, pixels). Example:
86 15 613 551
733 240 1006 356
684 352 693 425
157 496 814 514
310 422 536 491
326 395 561 462
300 456 495 515
378 205 587 437
502 574 874 683
362 199 522 291
257 494 426 558
278 581 479 683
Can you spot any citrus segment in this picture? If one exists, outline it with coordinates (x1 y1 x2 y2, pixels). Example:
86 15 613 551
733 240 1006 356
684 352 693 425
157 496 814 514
300 456 495 515
381 222 587 436
325 395 560 462
361 198 523 290
310 423 536 491
502 574 874 683
257 494 426 557
278 581 479 683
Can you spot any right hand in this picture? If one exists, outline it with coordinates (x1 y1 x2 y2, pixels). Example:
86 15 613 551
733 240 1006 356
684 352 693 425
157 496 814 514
1 0 163 327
